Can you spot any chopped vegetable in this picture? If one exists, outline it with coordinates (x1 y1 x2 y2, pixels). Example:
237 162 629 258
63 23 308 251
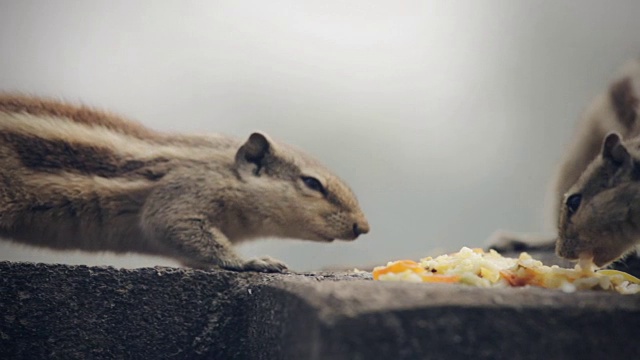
597 269 640 284
372 260 425 280
371 247 640 294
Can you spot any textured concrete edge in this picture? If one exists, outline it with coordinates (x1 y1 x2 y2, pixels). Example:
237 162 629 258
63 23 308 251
275 275 640 318
0 261 364 359
2 261 640 360
264 273 640 359
0 261 273 359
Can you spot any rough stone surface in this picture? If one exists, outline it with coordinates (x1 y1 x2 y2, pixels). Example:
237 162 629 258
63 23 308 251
1 261 640 360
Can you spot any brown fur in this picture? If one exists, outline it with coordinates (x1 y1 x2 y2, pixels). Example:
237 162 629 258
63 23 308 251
0 130 170 180
610 77 639 129
0 93 161 140
557 133 640 266
0 94 370 272
489 58 640 264
551 72 640 224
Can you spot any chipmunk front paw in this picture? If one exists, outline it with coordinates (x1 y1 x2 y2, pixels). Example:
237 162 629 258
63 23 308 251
221 256 288 273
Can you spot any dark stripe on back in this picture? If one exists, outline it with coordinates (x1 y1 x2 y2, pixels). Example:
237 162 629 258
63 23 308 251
0 131 169 180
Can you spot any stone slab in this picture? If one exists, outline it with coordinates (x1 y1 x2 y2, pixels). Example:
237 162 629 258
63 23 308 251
1 261 639 360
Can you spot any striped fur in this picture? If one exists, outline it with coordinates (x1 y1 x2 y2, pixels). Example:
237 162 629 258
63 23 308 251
489 58 640 267
0 93 369 272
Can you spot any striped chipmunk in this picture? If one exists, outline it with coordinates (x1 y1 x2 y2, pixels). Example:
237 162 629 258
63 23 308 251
0 94 370 272
490 57 640 267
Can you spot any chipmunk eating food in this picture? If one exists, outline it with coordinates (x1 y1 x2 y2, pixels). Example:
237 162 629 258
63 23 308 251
490 58 640 268
0 94 369 272
556 132 640 267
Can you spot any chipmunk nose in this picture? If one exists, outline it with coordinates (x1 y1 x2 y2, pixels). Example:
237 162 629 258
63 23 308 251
353 221 370 237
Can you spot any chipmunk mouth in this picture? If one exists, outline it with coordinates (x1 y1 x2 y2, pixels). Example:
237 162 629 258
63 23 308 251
311 231 335 242
593 254 616 267
311 229 361 242
592 248 625 268
338 234 359 241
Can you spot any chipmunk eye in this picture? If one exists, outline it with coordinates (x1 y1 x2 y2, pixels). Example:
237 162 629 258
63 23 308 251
301 176 325 195
566 194 582 214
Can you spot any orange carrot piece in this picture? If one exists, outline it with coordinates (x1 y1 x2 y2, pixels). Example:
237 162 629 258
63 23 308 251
372 260 425 280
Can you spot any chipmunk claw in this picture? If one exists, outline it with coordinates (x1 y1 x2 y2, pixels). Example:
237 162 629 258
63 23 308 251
239 256 289 273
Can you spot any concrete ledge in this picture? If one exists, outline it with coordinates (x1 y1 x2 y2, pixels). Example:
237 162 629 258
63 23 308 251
1 261 639 359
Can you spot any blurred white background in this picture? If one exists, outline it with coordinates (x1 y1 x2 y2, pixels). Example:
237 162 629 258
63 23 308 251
1 0 640 271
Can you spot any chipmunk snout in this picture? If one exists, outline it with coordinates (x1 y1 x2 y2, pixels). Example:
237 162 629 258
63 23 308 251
352 221 370 237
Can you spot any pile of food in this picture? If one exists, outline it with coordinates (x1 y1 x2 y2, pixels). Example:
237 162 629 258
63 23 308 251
372 247 640 294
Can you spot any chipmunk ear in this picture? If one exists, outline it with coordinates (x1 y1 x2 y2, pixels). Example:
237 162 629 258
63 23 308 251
601 132 630 165
235 132 274 175
609 77 638 129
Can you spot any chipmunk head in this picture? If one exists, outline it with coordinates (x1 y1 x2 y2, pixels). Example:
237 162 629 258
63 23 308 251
556 132 640 267
233 131 369 242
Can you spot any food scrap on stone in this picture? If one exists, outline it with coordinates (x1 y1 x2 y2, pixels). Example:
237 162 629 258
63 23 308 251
372 247 640 294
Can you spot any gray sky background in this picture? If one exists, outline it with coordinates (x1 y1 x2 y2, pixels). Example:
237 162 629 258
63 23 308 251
1 0 640 271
